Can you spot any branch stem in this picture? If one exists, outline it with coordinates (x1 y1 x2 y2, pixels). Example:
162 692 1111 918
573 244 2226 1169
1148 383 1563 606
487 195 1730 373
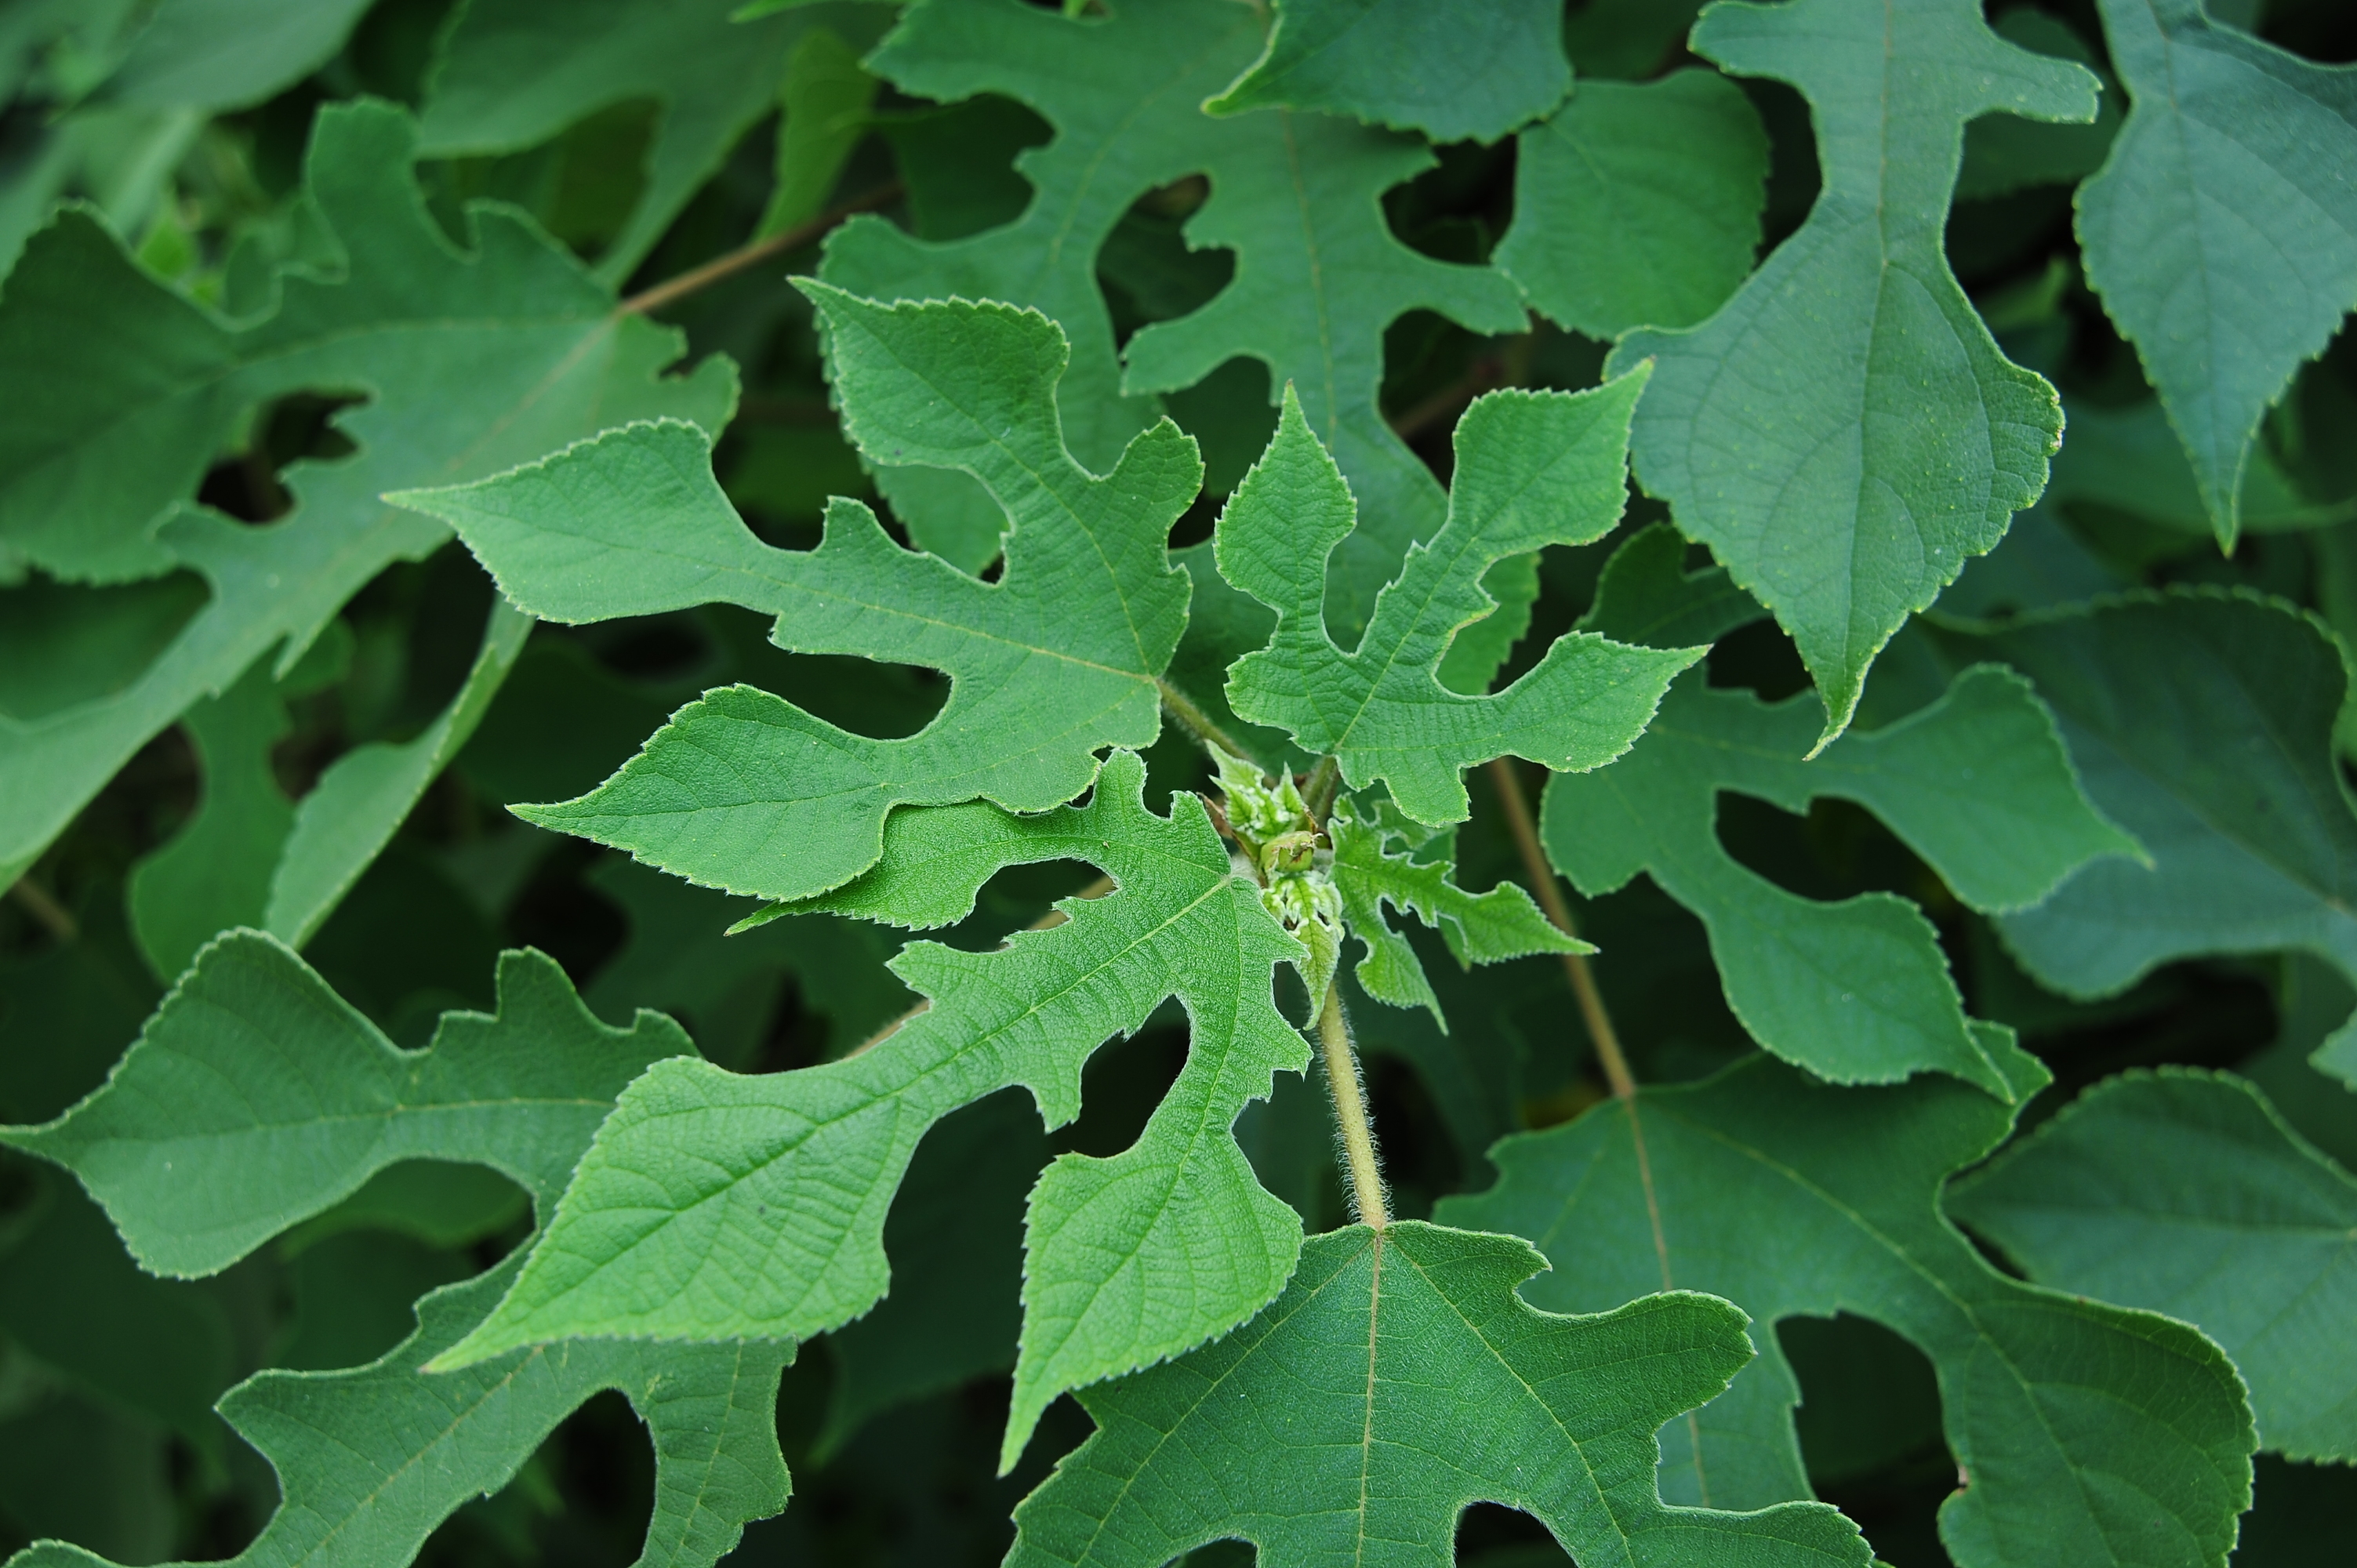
1156 678 1254 760
6 876 75 942
1315 982 1388 1229
616 180 906 317
1485 757 1637 1100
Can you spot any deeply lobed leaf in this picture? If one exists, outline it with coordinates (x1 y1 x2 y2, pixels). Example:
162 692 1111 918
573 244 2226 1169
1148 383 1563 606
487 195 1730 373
1 934 792 1566
1443 1041 2258 1568
1011 1221 1872 1568
395 287 1199 902
1219 373 1701 824
430 753 1311 1474
1952 1069 2357 1464
1611 0 2100 745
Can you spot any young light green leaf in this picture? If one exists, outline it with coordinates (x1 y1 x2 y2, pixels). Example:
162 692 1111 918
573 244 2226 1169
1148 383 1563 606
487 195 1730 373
1327 797 1578 1029
1 931 692 1276
1221 374 1702 826
1542 662 2137 1094
1610 0 2099 746
1498 69 1770 339
1201 0 1569 144
830 0 1526 623
1927 591 2357 1090
2077 0 2357 545
1442 1044 2259 1568
1951 1069 2357 1463
1008 1221 1872 1568
429 753 1311 1479
416 0 888 284
262 599 530 949
6 1261 794 1568
0 100 735 891
394 288 1199 902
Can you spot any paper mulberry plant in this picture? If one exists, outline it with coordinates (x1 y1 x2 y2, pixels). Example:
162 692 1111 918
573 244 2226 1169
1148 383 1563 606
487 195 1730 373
1 1 2353 1566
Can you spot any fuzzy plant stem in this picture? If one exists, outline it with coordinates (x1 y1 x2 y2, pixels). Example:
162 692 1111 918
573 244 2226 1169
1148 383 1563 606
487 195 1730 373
1315 982 1389 1229
1157 678 1255 760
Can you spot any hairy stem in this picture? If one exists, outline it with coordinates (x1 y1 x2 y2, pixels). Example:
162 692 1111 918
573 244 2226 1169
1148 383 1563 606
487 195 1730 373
1315 982 1389 1229
1300 755 1341 825
616 180 906 317
1485 757 1637 1101
1157 677 1254 760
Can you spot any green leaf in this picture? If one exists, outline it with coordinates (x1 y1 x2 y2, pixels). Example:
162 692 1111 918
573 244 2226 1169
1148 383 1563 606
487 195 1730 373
828 0 1527 626
394 287 1199 902
1 931 691 1276
1220 374 1702 825
1954 7 2122 201
815 1089 1042 1460
98 0 374 112
263 599 531 949
125 658 298 982
1950 1069 2357 1463
1441 1044 2259 1568
0 935 794 1568
416 0 886 285
1542 661 2137 1094
1327 797 1578 1028
1202 0 1569 144
1610 0 2099 746
0 1169 234 1461
1498 69 1770 339
1927 590 2357 1088
2039 396 2355 542
429 753 1311 1478
0 100 735 890
6 1260 793 1568
1573 519 1770 652
2077 0 2357 545
1007 1221 1872 1568
586 856 909 1070
758 24 879 238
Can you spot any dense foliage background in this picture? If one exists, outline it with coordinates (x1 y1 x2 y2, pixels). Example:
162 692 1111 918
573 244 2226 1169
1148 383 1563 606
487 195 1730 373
2 1 2355 1565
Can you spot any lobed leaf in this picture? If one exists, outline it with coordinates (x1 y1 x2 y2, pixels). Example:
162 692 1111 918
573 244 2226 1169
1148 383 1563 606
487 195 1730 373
395 287 1198 902
0 932 793 1567
1545 543 2136 1094
829 0 1527 627
1610 0 2100 746
1498 68 1770 339
1202 0 1570 144
1951 1069 2357 1463
1327 798 1580 1029
415 0 888 285
2076 0 2357 545
1009 1221 1872 1568
1928 590 2357 1089
0 100 732 891
430 753 1311 1475
2 934 686 1275
1220 373 1702 825
1442 1042 2259 1568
